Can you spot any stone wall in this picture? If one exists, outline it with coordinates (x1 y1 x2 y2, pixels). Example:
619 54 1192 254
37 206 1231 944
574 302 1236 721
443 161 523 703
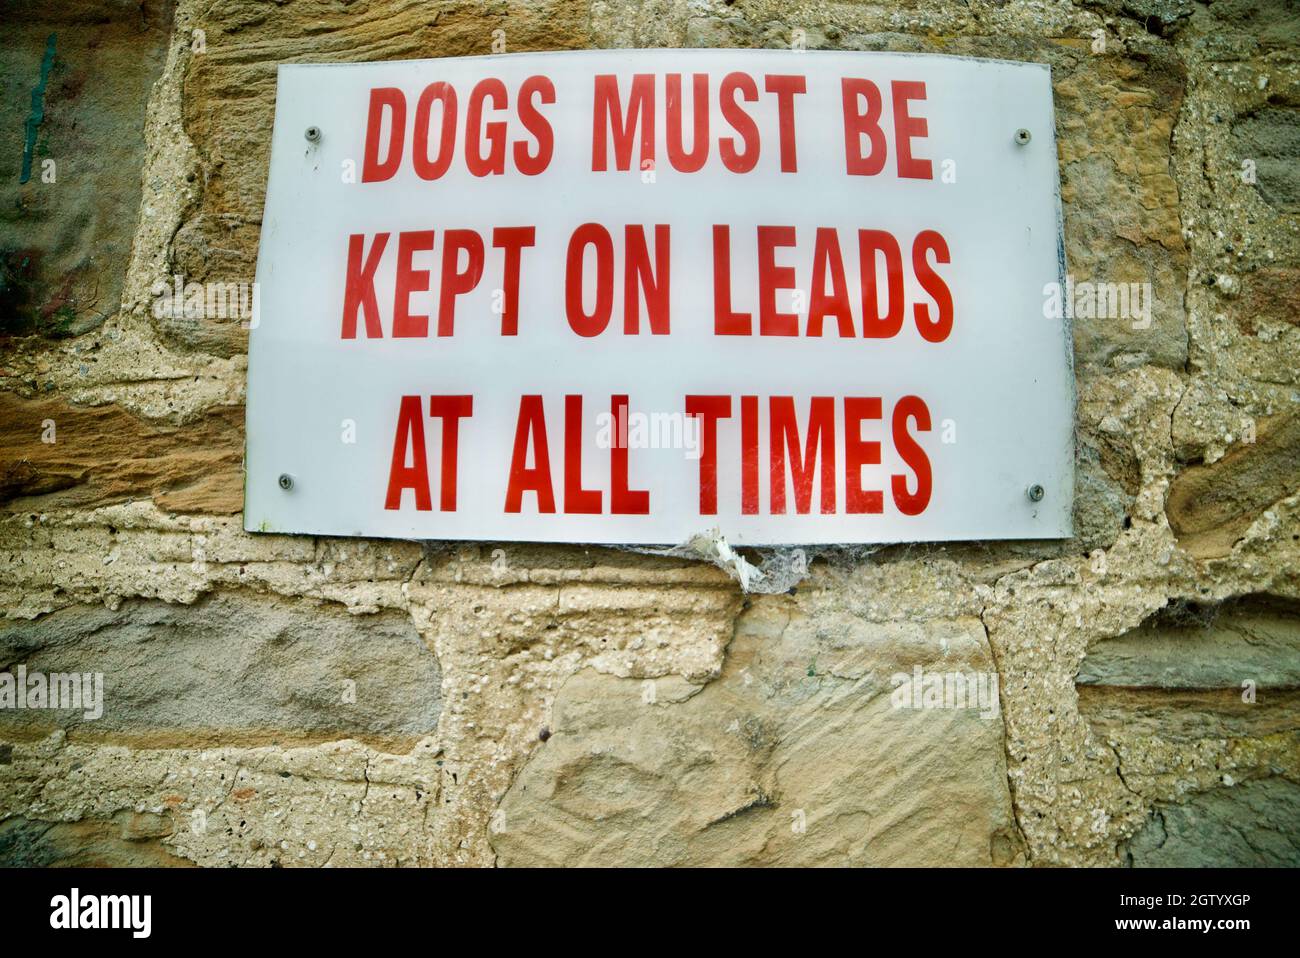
1 0 1297 867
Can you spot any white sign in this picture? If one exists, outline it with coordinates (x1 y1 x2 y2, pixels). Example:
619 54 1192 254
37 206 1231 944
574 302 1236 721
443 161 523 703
246 49 1072 545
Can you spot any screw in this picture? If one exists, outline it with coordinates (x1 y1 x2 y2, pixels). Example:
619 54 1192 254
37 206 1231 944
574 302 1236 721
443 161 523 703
278 473 294 491
304 126 321 143
1015 128 1032 146
1026 483 1045 502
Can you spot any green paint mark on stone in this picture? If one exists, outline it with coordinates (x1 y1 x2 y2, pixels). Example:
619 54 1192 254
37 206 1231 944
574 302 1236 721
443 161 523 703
21 33 57 185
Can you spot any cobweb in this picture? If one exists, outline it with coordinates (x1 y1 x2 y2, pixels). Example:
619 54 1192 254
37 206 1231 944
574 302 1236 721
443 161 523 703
619 529 883 594
416 531 886 594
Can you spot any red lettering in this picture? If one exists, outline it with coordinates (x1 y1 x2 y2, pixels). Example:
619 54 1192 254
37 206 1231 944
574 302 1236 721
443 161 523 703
741 394 759 515
493 226 535 335
385 395 431 510
610 395 650 514
719 73 759 173
807 227 854 337
412 82 457 181
565 224 615 337
891 395 932 515
393 230 434 338
624 225 670 335
466 78 508 177
437 229 485 337
504 396 556 513
685 395 731 515
564 395 602 514
363 88 406 183
859 229 905 338
515 75 555 175
844 397 883 513
429 395 473 511
341 232 389 339
764 75 805 172
666 74 709 173
841 79 886 176
593 74 655 172
758 226 798 336
891 80 931 179
769 396 835 514
713 225 751 335
912 230 952 342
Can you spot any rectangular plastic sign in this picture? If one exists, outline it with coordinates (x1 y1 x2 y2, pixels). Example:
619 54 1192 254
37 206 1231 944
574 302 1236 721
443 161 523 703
245 49 1072 545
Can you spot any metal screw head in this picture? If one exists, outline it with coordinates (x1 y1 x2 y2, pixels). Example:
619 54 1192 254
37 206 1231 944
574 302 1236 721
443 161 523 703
1014 128 1032 146
278 473 294 491
304 126 321 143
1026 483 1045 502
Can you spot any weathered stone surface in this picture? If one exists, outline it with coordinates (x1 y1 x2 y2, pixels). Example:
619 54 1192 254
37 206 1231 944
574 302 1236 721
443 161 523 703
1187 0 1300 59
1235 266 1300 335
1125 778 1300 866
0 593 442 748
1173 0 1300 416
0 734 443 866
1078 1 1194 38
1055 46 1189 370
1077 595 1300 688
1078 686 1300 742
0 0 175 338
1233 106 1300 212
0 392 245 515
0 813 195 867
1077 597 1300 743
494 602 1021 866
1166 411 1300 558
417 577 741 866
